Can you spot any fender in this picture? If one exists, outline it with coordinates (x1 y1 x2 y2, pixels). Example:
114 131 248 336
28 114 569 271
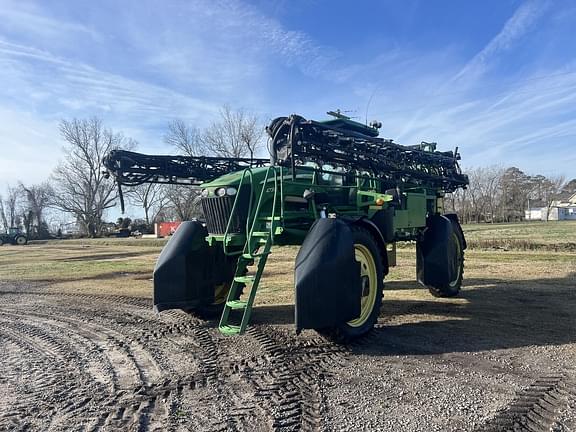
294 218 361 333
416 215 457 288
153 221 216 312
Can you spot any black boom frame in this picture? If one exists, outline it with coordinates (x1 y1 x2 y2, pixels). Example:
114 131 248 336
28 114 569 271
103 150 269 187
268 115 468 193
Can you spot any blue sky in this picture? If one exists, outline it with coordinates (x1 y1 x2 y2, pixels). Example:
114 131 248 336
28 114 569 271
0 0 575 192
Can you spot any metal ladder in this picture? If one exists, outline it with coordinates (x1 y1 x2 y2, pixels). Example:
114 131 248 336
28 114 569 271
219 167 278 335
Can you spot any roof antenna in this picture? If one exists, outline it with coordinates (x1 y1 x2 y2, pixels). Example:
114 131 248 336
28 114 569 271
365 85 380 125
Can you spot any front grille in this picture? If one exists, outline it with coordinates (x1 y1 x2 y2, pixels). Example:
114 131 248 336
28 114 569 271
201 187 249 234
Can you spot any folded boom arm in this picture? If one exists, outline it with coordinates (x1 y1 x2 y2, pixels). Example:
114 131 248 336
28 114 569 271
103 150 269 187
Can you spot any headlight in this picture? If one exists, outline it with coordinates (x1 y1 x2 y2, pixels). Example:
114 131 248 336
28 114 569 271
201 189 209 197
215 187 237 197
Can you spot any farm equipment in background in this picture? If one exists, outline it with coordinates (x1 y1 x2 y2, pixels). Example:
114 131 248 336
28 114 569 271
103 111 469 342
0 227 28 246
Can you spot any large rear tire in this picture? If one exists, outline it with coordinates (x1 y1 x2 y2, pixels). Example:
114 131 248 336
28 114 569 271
427 223 464 298
319 227 384 343
15 235 27 246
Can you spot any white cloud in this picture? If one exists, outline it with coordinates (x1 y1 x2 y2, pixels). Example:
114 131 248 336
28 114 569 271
453 0 550 83
0 0 100 42
0 39 219 124
368 67 576 177
118 0 340 89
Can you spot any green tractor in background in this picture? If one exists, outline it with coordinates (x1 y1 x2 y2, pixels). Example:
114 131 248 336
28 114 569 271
104 111 468 342
0 227 28 246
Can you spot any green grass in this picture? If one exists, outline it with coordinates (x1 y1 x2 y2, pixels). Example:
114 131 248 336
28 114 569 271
30 237 169 247
462 220 576 245
2 221 574 282
0 242 161 282
1 229 574 303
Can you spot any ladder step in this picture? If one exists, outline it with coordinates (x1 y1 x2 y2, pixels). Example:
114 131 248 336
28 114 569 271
219 325 242 335
234 275 255 284
251 231 270 237
242 252 270 259
226 300 247 310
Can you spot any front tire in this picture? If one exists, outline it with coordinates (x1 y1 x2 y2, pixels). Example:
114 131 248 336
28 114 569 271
319 227 384 343
190 254 244 320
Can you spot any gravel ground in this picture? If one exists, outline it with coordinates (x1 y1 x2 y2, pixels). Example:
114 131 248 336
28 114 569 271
0 278 575 431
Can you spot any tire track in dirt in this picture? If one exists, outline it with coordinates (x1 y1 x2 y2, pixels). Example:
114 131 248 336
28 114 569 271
88 320 252 431
187 326 272 432
241 326 346 431
0 322 106 431
478 374 576 431
1 307 160 388
0 296 180 431
0 291 209 431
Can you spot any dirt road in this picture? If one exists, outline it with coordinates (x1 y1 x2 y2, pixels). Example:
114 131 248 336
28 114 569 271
1 270 575 431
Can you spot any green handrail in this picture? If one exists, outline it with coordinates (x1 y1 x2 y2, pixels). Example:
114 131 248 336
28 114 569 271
222 166 281 258
246 166 278 255
222 168 253 256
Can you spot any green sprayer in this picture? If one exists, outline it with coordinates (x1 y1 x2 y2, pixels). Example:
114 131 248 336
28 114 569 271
103 112 468 342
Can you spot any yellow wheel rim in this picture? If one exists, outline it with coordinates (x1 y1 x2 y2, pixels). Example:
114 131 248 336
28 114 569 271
347 244 378 327
449 232 462 288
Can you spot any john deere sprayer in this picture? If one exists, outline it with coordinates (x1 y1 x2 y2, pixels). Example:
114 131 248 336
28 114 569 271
103 112 469 342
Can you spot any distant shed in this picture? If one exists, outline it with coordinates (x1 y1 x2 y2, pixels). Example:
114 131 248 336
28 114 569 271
154 221 182 238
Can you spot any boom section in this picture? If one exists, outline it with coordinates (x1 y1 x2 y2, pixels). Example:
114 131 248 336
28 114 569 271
268 115 468 193
103 150 269 186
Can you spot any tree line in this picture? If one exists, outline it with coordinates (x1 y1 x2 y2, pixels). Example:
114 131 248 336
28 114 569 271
446 166 575 223
0 105 263 238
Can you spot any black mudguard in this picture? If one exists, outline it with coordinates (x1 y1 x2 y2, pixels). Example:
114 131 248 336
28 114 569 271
416 215 458 288
294 218 361 333
153 221 215 312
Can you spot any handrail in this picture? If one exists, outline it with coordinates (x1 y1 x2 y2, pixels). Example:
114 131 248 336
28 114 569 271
223 168 253 256
223 166 279 257
247 166 278 253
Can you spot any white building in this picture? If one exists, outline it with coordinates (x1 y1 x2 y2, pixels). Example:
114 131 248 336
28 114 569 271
525 193 576 221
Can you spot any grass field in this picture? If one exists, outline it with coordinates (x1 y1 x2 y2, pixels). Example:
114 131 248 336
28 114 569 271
0 221 574 306
462 220 576 250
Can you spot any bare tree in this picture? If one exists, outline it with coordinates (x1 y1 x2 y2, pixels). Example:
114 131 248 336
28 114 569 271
50 117 135 237
164 119 203 157
165 185 203 221
202 105 264 159
128 183 169 226
477 166 504 223
560 178 576 199
19 182 52 239
499 167 533 222
0 195 8 232
447 166 572 223
538 175 566 221
5 185 20 228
